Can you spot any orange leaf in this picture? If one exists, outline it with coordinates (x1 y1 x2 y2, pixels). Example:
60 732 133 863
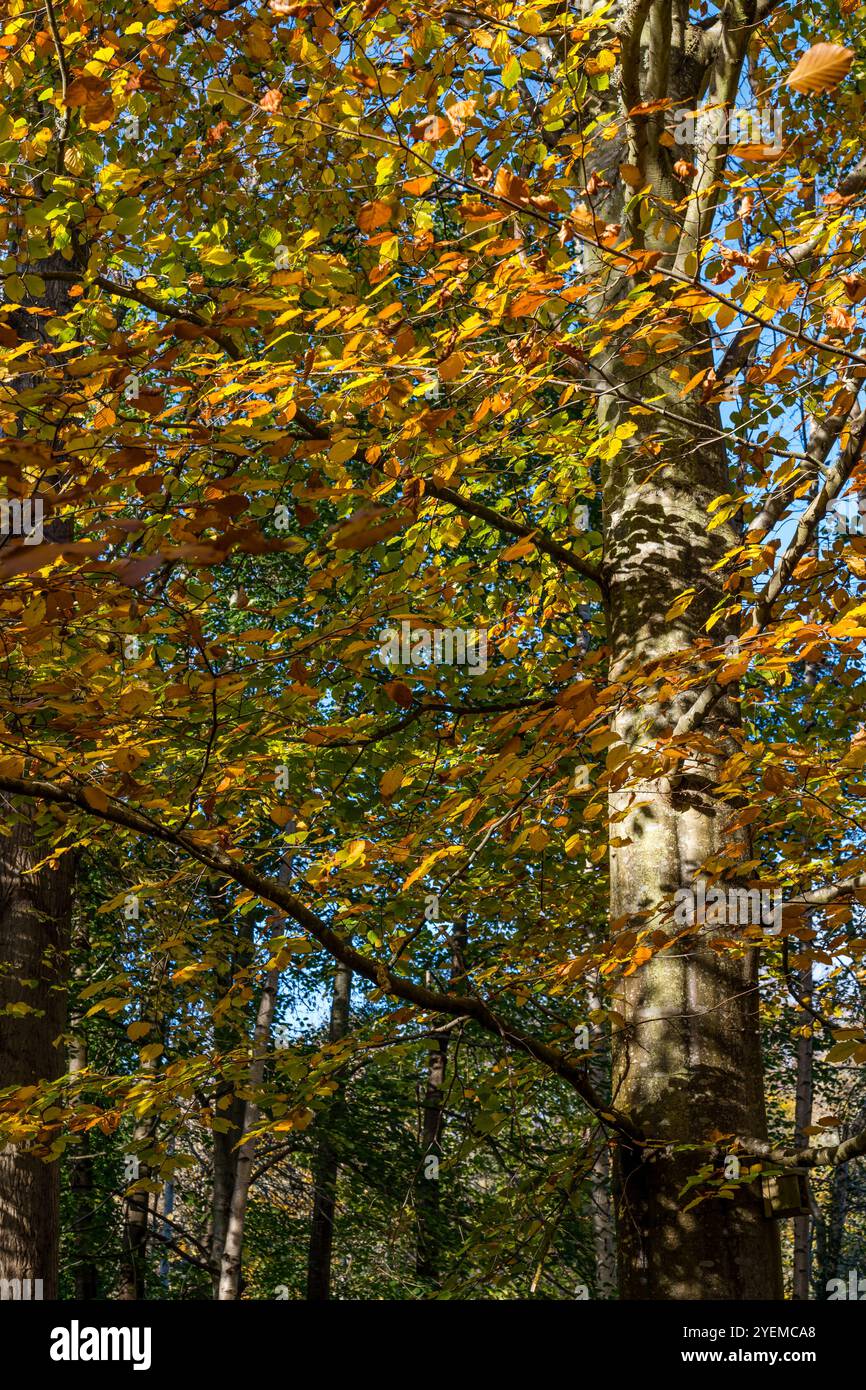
358 200 392 232
786 43 854 94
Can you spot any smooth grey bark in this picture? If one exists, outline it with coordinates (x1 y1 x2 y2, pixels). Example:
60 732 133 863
572 0 785 1301
217 967 278 1299
415 919 466 1288
211 1091 245 1296
600 321 782 1299
210 895 251 1296
306 959 352 1301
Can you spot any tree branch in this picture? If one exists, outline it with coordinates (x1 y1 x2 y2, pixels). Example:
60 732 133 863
0 773 640 1141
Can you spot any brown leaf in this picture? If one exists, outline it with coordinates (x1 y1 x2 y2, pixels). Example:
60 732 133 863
826 306 856 334
471 155 493 187
384 680 414 708
529 194 558 213
628 98 674 116
843 274 866 304
786 43 855 95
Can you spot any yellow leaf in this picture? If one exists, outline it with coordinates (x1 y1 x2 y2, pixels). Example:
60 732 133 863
379 766 405 798
403 846 461 892
664 588 696 621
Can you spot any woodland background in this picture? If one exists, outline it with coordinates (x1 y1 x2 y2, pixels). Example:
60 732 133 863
1 0 866 1302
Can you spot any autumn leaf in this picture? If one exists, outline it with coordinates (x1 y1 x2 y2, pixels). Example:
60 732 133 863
379 766 405 798
410 114 451 142
358 200 392 232
493 168 530 204
786 43 855 94
619 163 644 188
384 680 414 708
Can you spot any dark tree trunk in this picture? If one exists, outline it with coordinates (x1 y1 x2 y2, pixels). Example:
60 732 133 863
0 818 75 1297
793 964 814 1300
588 999 616 1299
118 1064 157 1301
0 228 81 1298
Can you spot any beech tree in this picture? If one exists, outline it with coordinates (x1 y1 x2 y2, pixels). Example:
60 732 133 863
2 0 866 1302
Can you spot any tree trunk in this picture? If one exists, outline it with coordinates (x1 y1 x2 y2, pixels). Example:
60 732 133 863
210 891 251 1296
415 919 467 1287
118 1060 157 1301
67 928 98 1300
0 819 74 1298
793 965 814 1300
0 220 81 1297
603 325 783 1299
211 1092 245 1296
306 960 352 1301
818 1163 849 1297
217 968 278 1299
588 999 616 1299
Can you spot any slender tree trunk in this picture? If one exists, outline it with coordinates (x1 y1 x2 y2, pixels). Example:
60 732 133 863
306 960 352 1301
217 968 278 1300
603 323 783 1299
818 1163 849 1297
67 927 98 1300
588 996 616 1299
118 1057 157 1301
793 964 814 1300
210 891 251 1295
0 819 74 1298
415 920 467 1287
211 1092 245 1296
416 1037 448 1285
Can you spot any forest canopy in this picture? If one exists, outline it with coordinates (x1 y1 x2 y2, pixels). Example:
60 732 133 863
1 0 866 1307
